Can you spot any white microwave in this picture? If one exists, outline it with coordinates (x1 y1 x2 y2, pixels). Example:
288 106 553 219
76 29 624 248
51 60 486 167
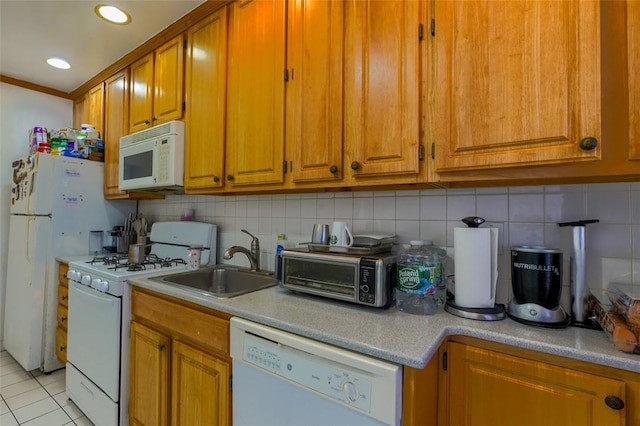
119 120 185 191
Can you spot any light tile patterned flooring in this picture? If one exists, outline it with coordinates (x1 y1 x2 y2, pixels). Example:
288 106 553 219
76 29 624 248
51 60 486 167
0 351 93 425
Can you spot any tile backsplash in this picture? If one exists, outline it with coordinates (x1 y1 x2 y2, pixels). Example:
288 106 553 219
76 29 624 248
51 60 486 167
140 182 640 311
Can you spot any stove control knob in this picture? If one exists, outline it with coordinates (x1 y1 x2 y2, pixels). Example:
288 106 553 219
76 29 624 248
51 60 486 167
67 270 81 281
91 279 109 293
81 274 92 286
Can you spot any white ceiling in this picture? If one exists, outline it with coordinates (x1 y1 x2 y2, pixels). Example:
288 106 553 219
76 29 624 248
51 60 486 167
0 0 206 94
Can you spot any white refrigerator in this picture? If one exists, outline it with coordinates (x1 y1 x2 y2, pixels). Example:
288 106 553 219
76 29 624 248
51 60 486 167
3 153 135 372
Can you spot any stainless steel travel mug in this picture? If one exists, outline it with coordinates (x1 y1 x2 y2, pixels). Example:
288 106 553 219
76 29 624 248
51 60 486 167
311 224 330 245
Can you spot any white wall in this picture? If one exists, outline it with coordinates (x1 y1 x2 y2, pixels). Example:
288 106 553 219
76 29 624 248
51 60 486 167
0 82 72 349
140 183 640 313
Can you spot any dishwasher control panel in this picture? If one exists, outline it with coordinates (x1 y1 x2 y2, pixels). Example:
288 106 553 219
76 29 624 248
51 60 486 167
243 334 373 413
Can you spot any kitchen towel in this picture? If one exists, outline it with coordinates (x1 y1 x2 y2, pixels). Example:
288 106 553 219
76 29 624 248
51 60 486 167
454 227 499 308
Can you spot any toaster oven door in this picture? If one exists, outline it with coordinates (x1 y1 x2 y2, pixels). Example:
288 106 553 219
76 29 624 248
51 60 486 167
282 257 356 299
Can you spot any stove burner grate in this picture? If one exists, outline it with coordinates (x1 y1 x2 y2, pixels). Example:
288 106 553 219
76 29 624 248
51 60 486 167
86 253 188 271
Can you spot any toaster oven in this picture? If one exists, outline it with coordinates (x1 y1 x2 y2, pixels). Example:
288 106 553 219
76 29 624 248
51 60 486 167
279 248 396 308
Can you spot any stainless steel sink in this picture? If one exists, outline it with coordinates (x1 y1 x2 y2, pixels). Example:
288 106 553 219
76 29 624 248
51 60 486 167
151 265 278 298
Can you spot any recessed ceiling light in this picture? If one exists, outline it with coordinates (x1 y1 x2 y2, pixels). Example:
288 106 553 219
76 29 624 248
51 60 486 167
95 4 131 25
46 57 71 70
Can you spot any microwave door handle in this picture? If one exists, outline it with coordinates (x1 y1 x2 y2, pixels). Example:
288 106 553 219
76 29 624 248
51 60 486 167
152 140 159 183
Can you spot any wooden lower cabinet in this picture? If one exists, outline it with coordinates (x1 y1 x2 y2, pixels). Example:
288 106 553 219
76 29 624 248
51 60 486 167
402 348 440 426
171 340 231 426
403 336 640 426
445 342 624 426
129 287 231 426
129 321 170 426
55 263 69 364
433 336 639 426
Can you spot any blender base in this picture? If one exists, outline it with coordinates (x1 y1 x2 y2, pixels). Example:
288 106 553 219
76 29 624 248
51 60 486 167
507 300 571 328
444 300 506 321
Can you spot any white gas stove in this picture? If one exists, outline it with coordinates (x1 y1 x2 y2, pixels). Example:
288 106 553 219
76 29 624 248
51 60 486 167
65 221 217 426
68 254 190 296
68 221 217 294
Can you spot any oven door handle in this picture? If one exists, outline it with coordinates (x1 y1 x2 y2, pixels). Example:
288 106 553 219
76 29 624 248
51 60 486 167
71 282 117 306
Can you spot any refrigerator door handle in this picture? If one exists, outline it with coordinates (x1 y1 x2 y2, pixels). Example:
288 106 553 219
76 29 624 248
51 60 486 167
25 216 34 262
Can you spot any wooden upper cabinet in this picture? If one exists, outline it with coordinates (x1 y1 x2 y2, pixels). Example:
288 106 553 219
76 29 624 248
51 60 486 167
154 36 185 124
73 82 104 134
129 35 184 134
435 0 601 173
73 96 85 130
226 0 286 187
286 0 344 184
343 0 422 180
184 8 228 192
629 0 639 161
86 83 105 136
104 70 130 198
445 342 626 426
129 53 154 133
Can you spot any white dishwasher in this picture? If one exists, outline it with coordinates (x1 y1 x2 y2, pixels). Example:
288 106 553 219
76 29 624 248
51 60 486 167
230 317 402 426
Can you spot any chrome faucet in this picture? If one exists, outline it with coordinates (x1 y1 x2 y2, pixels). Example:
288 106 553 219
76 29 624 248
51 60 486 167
223 229 260 271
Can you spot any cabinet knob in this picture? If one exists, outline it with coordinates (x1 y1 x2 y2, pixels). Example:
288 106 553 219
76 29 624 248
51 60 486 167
61 316 67 323
604 395 624 410
579 137 598 151
158 343 165 351
350 161 360 171
144 120 150 125
213 175 220 183
329 165 338 174
152 116 158 122
62 295 68 301
59 345 66 352
227 174 234 181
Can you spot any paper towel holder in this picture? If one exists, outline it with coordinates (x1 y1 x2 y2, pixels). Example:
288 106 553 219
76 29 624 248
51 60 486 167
444 217 507 321
461 216 485 228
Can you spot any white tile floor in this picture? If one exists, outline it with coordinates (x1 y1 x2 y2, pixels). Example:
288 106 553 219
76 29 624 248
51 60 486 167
0 351 93 426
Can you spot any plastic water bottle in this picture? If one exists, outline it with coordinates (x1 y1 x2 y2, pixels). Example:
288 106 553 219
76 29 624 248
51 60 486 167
396 240 446 315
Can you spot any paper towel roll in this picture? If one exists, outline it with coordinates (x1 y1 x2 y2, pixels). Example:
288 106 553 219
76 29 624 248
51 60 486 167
454 227 499 308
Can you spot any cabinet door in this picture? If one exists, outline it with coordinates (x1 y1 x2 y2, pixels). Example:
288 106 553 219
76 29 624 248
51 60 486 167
446 342 625 426
55 326 67 364
153 35 185 126
629 0 640 160
129 53 155 133
226 0 286 187
129 321 170 426
73 95 86 129
171 340 231 426
185 9 228 192
435 0 601 172
287 0 344 183
343 0 422 179
87 83 104 136
56 304 68 330
104 70 130 198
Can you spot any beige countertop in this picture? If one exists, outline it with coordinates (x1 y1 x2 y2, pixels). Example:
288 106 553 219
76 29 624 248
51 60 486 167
126 276 639 372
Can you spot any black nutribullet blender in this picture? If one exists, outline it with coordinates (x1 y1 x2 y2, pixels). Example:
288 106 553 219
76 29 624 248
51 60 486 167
507 246 571 328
